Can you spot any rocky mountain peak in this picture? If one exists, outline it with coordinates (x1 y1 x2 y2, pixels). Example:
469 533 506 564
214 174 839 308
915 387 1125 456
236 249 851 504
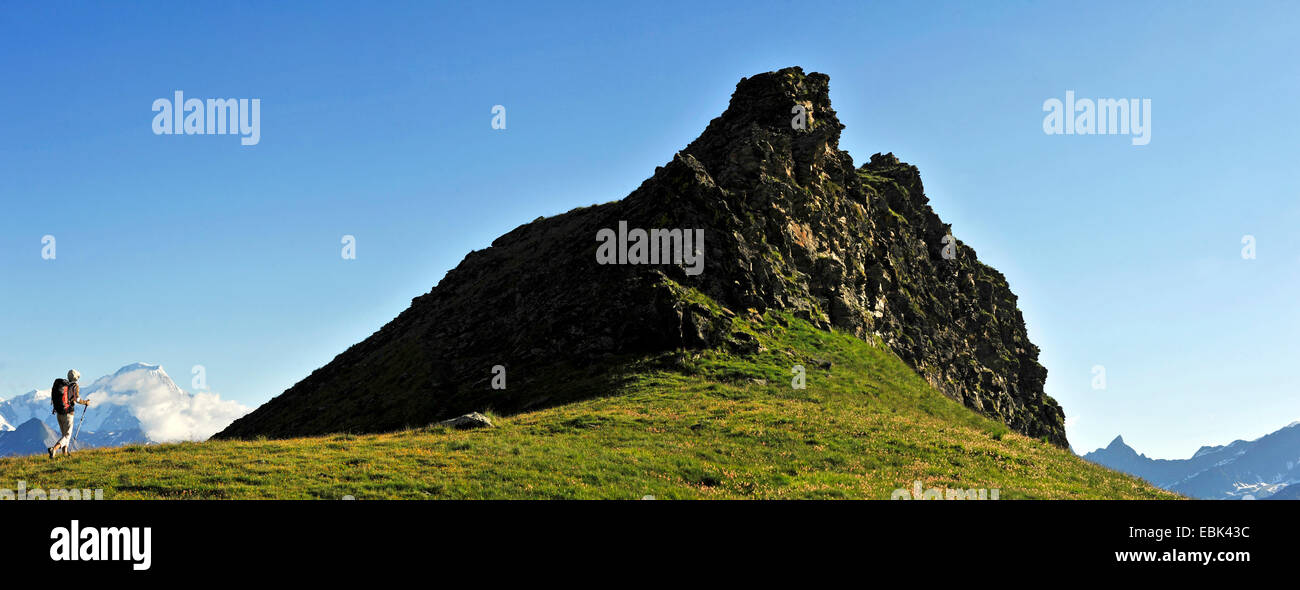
674 67 845 196
1102 435 1138 456
217 68 1068 447
727 67 837 132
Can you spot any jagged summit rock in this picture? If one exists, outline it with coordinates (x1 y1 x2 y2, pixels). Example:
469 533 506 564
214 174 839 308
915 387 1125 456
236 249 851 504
682 69 844 189
216 67 1067 447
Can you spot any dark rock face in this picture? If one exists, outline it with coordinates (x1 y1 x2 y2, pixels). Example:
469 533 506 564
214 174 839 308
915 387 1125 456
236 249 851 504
216 67 1067 447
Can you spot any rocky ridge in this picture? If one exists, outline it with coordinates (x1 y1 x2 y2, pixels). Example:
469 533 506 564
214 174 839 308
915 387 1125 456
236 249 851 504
217 67 1066 446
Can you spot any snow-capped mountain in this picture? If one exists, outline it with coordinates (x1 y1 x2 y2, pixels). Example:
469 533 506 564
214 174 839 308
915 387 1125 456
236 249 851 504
0 388 56 431
0 362 250 456
1083 422 1300 499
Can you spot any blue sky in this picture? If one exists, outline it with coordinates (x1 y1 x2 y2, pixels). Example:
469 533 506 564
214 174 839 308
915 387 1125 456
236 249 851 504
1 1 1296 458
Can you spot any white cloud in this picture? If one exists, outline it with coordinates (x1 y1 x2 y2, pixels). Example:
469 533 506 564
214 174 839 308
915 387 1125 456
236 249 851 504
83 363 249 442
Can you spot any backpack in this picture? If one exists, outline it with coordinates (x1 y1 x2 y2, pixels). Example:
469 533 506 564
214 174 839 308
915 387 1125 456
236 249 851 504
51 378 71 414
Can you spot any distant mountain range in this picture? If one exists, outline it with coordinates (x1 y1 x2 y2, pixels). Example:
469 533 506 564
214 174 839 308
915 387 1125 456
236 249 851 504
0 418 59 457
0 362 248 457
1082 422 1300 499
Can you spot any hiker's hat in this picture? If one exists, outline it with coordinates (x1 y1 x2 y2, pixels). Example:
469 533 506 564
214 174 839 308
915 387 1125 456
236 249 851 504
67 369 80 383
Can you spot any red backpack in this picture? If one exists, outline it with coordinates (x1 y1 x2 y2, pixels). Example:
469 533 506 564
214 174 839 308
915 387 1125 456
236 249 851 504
51 378 72 414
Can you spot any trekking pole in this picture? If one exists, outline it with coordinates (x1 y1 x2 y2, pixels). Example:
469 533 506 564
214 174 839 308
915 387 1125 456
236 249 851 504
71 399 89 452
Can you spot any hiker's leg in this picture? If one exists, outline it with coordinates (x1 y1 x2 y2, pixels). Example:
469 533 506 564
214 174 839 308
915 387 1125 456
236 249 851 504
53 413 73 455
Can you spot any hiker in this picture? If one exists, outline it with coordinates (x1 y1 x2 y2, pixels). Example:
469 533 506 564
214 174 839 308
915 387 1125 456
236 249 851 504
48 369 89 458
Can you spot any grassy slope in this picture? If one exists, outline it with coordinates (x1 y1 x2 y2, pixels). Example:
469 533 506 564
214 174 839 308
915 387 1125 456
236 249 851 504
1 310 1175 500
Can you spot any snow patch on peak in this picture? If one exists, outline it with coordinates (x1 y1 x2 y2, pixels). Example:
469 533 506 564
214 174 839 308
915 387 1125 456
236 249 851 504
112 362 163 376
0 389 51 429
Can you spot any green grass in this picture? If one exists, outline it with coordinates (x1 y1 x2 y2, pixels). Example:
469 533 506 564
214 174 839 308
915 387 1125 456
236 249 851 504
1 311 1176 500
